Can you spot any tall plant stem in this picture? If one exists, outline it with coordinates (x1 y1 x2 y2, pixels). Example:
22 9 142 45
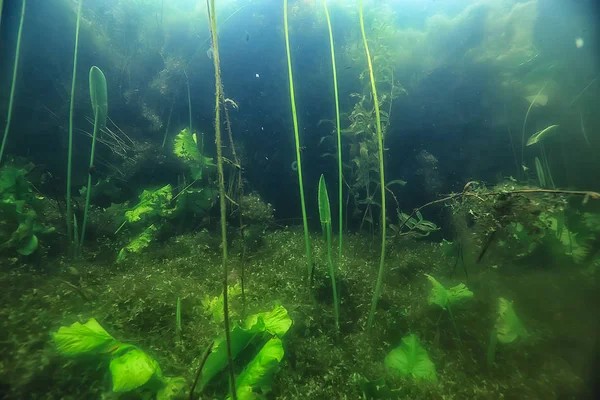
360 0 387 331
0 0 4 32
284 0 313 287
326 222 339 331
79 109 99 252
185 71 192 134
66 0 83 252
206 1 237 399
323 0 343 266
520 80 548 179
0 0 26 165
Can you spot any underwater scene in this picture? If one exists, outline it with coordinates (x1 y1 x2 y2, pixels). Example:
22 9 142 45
0 0 599 398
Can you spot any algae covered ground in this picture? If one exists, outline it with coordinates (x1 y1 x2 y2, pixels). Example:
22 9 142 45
0 224 595 399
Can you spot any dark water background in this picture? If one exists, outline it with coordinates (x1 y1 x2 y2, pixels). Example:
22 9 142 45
0 0 599 229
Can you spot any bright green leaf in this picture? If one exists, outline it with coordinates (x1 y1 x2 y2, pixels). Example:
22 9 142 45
244 305 292 337
425 274 473 310
89 66 108 129
384 334 437 382
496 297 527 344
110 348 158 392
230 338 284 400
53 318 118 356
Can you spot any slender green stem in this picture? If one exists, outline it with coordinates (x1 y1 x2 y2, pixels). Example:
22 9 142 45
207 1 237 398
0 0 26 165
326 222 339 331
185 71 192 134
323 1 343 267
0 0 4 34
79 109 99 251
67 0 83 253
446 305 462 343
161 91 176 148
176 296 182 344
360 0 387 330
284 0 313 286
520 80 548 179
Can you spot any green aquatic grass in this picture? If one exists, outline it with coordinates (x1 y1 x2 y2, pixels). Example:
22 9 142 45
66 0 83 253
207 1 237 398
80 66 107 253
318 174 339 331
360 0 388 330
284 0 313 289
323 0 343 268
0 0 26 165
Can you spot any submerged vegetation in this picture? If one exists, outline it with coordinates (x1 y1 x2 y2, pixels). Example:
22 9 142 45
0 0 599 399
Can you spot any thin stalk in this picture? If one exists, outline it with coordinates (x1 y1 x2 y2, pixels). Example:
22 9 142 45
284 0 313 286
540 143 555 189
520 80 548 179
325 222 339 331
360 0 387 330
176 296 182 344
0 0 4 32
67 0 83 253
0 0 27 164
206 1 236 399
161 90 177 148
185 71 192 134
323 0 343 268
79 109 99 251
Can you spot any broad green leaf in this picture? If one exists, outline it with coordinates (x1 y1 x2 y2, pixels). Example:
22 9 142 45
244 305 292 337
16 234 37 255
230 338 284 400
89 66 108 129
526 124 559 146
53 318 118 356
173 128 215 176
200 320 265 390
110 348 159 392
384 334 437 382
496 298 527 344
125 185 173 223
117 224 158 262
318 174 331 226
425 274 473 310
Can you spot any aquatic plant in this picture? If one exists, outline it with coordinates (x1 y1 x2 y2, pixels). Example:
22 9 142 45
323 0 343 267
52 318 186 398
65 0 83 254
116 224 158 262
360 0 388 330
425 274 473 341
173 127 215 180
198 305 292 396
487 297 527 367
385 334 437 382
526 124 559 146
80 66 108 254
390 210 439 239
318 174 339 331
0 0 26 165
0 164 55 255
206 1 237 397
284 0 313 289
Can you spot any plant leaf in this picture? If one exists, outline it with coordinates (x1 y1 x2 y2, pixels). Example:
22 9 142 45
384 334 437 382
526 124 559 146
110 348 159 392
425 274 473 310
200 320 265 390
230 337 284 399
89 66 108 129
495 297 527 344
53 318 118 356
318 174 331 226
244 305 292 337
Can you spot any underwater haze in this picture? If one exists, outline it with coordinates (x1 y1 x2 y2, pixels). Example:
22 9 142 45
0 0 599 398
